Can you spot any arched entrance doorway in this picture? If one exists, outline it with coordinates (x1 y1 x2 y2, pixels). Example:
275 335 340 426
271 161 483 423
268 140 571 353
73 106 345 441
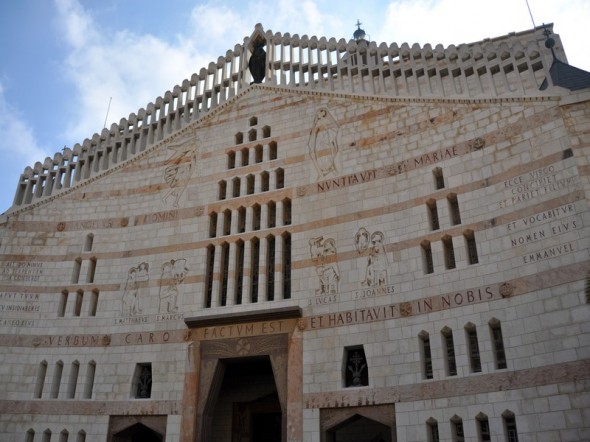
320 405 396 442
326 415 392 442
195 334 289 442
209 356 282 442
107 416 167 442
113 423 163 442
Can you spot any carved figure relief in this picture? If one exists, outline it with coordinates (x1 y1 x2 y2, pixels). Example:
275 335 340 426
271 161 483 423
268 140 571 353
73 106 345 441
121 262 150 316
248 44 267 84
158 259 189 313
355 228 389 287
162 138 198 207
308 108 340 179
309 236 340 295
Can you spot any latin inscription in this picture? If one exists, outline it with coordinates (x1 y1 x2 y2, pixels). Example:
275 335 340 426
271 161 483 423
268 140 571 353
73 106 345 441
500 166 578 208
317 170 377 192
200 320 286 340
0 262 44 282
505 204 579 264
135 210 179 225
309 286 496 330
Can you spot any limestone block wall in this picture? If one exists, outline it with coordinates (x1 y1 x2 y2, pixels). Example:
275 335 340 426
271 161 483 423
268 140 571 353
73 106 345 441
0 84 589 441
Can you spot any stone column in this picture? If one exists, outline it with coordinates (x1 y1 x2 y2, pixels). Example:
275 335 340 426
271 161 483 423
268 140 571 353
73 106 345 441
242 240 252 304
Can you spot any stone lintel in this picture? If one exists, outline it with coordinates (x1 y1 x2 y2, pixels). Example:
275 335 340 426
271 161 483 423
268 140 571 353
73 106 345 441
184 305 302 328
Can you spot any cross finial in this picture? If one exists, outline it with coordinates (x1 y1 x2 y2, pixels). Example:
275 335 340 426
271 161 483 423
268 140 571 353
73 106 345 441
356 19 362 30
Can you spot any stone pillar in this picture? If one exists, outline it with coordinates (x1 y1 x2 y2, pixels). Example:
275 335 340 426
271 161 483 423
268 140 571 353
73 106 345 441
275 235 284 300
226 242 236 306
258 236 268 302
242 240 252 304
210 244 222 308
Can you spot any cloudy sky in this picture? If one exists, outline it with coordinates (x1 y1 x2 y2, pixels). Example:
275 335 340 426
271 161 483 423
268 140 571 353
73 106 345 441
0 0 589 214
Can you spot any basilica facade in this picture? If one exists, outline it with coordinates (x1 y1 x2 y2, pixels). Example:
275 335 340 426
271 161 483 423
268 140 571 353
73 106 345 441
0 23 589 442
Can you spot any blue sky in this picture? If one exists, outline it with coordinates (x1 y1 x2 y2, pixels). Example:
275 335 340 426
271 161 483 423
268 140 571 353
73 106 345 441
0 0 589 214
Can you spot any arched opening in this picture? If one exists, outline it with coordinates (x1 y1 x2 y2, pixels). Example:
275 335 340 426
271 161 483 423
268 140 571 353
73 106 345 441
326 414 392 442
112 422 163 442
204 356 282 442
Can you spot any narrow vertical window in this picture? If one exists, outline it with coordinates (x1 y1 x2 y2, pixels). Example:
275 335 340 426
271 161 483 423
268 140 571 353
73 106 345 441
283 198 292 225
419 331 433 379
465 230 479 264
433 167 444 189
88 289 99 317
72 258 82 284
58 290 68 317
442 327 457 376
238 207 246 233
344 346 369 387
267 235 275 301
465 323 482 373
209 212 217 238
59 429 69 442
235 240 244 304
451 415 465 442
421 240 434 274
489 318 507 369
248 128 257 141
83 361 96 399
427 418 440 442
427 199 440 230
269 141 278 160
26 429 35 442
51 360 64 399
241 147 249 166
133 363 152 399
220 242 229 306
442 235 456 269
232 177 241 198
503 411 519 442
267 201 276 228
282 233 291 299
42 429 52 442
76 431 87 442
255 145 263 163
477 413 491 442
251 238 260 303
67 360 80 399
448 193 461 225
246 174 255 194
86 257 97 283
218 180 227 200
227 151 236 169
275 168 284 189
261 171 270 192
262 125 271 138
34 360 48 398
84 233 94 251
74 290 83 316
205 245 215 308
252 204 261 231
234 132 243 145
223 209 231 236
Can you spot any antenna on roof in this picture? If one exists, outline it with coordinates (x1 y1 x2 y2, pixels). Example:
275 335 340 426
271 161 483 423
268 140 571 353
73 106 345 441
103 97 112 130
525 0 537 28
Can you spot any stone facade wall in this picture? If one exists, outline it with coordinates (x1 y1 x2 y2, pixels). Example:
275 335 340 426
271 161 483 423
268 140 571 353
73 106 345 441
0 79 589 441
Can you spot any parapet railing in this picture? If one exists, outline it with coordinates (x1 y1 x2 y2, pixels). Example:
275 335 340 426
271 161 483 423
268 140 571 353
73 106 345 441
11 24 560 211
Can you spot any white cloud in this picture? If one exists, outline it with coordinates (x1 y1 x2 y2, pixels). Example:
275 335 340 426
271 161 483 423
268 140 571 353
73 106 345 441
54 0 208 144
0 81 48 168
